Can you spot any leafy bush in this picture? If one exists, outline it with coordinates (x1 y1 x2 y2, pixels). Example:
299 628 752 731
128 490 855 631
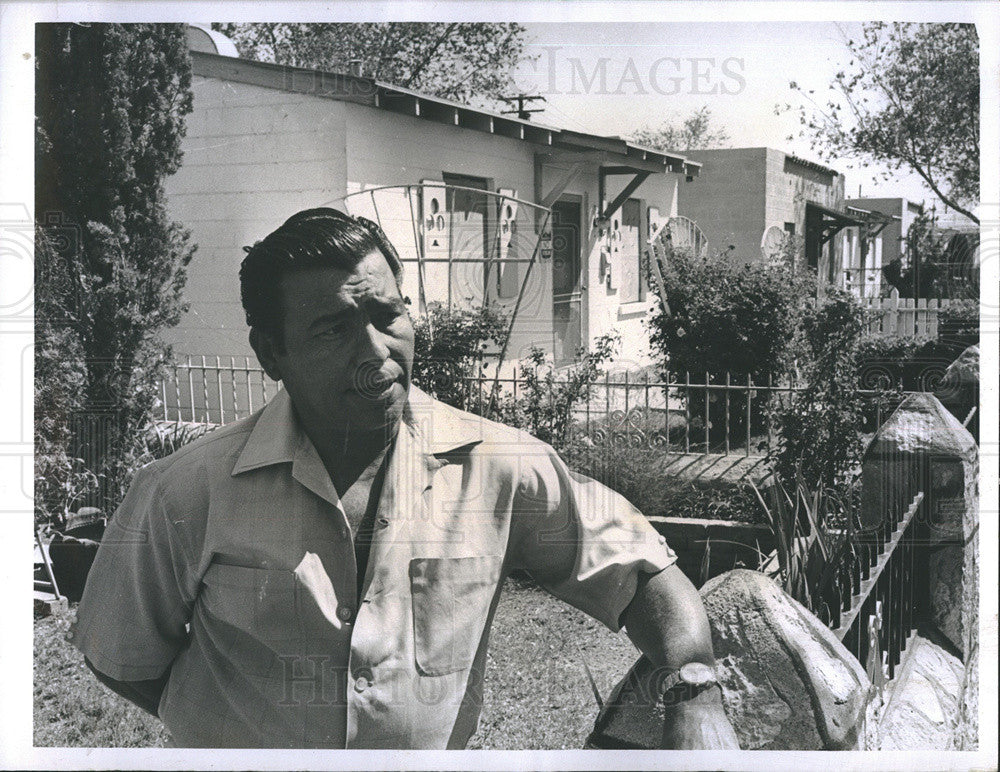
856 333 962 393
493 333 619 451
647 245 811 441
647 245 809 378
772 290 869 493
938 298 979 350
411 302 509 409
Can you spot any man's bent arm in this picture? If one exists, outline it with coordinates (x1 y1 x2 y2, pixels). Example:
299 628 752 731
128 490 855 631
621 565 740 750
84 657 168 718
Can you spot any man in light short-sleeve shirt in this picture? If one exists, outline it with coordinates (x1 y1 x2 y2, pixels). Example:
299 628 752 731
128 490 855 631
73 208 739 749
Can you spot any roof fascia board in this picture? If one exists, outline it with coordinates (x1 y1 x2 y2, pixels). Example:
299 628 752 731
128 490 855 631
786 153 839 178
540 149 668 175
191 50 375 106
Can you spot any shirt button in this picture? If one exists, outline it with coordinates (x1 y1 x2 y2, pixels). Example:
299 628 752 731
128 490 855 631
376 517 390 529
354 671 372 693
337 605 355 623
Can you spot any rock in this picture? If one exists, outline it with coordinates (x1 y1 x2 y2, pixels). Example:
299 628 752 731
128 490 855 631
953 445 979 748
877 634 964 750
860 392 976 541
586 569 872 750
934 345 978 434
928 545 964 649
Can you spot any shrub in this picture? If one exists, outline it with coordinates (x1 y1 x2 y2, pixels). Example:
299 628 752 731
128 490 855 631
856 333 962 394
493 333 620 452
938 298 979 351
771 290 869 493
411 302 509 409
647 245 811 442
647 246 808 378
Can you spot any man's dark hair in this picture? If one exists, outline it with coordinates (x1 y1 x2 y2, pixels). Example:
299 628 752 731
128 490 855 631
239 207 404 340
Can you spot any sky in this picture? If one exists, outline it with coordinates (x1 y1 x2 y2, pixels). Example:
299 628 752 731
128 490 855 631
509 22 936 208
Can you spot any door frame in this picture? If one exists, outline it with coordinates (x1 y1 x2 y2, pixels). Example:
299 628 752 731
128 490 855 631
551 193 585 365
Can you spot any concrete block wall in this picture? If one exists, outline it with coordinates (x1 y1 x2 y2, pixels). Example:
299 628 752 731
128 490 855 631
680 148 768 264
164 76 350 356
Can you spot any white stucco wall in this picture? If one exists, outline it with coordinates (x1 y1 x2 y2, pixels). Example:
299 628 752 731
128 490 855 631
164 73 683 373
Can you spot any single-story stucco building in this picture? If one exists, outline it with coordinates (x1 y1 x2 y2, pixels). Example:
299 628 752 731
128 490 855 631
678 147 897 297
165 27 702 371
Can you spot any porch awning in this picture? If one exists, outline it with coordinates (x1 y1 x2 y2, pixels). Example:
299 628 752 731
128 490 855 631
806 202 867 246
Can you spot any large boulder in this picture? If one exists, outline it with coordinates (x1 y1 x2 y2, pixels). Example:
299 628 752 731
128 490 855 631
934 345 979 438
587 569 873 750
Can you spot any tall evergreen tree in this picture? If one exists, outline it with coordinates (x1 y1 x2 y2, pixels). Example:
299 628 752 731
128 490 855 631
35 23 196 518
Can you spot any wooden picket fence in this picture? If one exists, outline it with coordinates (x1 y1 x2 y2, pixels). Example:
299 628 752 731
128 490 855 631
862 289 952 338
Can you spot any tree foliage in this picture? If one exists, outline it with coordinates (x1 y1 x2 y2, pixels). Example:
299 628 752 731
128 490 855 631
213 23 533 107
630 106 731 151
790 23 979 223
35 23 195 518
882 213 979 300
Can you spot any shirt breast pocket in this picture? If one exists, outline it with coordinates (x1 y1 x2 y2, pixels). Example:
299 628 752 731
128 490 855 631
199 563 300 650
408 556 503 677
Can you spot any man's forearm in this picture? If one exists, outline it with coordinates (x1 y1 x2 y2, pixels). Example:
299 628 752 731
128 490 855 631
621 564 740 750
621 564 716 672
84 657 168 717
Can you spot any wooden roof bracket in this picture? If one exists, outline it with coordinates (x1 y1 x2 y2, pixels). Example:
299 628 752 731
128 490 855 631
598 167 651 224
536 155 587 209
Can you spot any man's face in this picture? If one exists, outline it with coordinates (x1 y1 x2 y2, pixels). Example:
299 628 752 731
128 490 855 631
265 251 415 434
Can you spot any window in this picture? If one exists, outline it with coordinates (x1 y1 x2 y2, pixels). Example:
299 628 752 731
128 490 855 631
440 172 492 305
441 172 491 263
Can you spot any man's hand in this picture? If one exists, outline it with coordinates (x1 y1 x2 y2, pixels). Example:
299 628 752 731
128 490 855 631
661 686 740 750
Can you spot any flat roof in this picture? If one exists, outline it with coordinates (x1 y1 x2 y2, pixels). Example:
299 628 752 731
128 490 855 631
683 146 837 178
784 154 839 178
191 51 702 177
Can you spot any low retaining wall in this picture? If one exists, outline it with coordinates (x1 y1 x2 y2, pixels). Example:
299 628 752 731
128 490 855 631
648 516 774 587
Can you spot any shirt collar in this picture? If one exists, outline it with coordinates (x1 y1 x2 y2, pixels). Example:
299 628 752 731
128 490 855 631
231 384 485 480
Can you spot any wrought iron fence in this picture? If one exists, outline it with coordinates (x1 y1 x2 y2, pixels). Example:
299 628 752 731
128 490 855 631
159 359 913 458
826 491 928 682
158 356 281 425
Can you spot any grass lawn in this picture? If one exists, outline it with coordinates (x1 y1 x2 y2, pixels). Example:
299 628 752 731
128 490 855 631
34 576 638 749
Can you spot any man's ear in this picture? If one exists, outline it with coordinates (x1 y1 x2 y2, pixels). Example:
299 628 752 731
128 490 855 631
249 328 282 382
